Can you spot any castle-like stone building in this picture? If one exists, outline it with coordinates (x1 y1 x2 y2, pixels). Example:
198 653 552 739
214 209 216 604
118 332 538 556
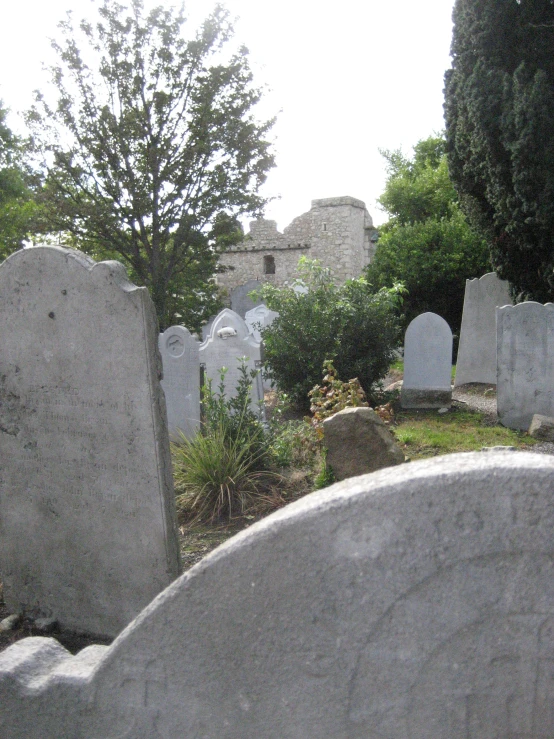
216 196 378 293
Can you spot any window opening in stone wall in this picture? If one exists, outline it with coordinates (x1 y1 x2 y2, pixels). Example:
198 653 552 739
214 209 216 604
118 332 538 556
263 255 275 275
322 222 327 231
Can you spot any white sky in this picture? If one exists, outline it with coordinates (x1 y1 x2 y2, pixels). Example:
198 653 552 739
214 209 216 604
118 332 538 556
0 0 455 228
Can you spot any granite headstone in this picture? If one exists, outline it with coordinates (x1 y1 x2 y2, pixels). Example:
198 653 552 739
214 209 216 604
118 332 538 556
159 325 200 439
401 312 453 408
0 246 181 638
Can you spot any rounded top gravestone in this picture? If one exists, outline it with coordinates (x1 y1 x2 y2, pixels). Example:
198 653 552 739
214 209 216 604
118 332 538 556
2 451 554 738
401 312 453 408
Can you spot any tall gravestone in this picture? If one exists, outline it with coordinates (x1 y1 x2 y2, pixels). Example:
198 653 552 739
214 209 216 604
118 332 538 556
159 326 200 439
454 272 512 387
199 309 264 413
3 451 554 738
230 279 263 318
0 247 181 638
401 312 452 408
497 302 554 430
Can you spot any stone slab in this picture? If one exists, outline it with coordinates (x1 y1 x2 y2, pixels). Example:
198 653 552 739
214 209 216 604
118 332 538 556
2 452 554 737
230 279 263 318
199 308 264 414
401 312 452 408
528 414 554 441
244 303 279 344
497 302 554 430
159 326 200 439
322 406 404 480
454 272 512 387
0 246 181 638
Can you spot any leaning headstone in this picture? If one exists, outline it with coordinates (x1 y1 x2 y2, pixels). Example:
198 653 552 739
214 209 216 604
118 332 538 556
2 451 554 738
323 407 404 480
497 302 554 430
159 326 200 439
199 308 264 413
455 272 513 387
0 246 181 638
244 303 279 343
230 279 263 318
401 312 453 408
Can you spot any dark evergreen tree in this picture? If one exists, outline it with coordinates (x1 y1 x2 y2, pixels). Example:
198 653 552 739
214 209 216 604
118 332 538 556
27 0 275 330
444 0 554 302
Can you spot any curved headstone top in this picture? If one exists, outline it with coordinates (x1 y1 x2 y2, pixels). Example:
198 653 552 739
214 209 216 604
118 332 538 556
0 246 181 639
244 304 279 343
497 301 554 430
455 272 513 387
401 312 453 408
159 326 201 439
2 451 554 738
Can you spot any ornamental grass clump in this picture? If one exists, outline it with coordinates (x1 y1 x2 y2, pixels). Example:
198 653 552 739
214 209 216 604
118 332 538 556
172 360 277 523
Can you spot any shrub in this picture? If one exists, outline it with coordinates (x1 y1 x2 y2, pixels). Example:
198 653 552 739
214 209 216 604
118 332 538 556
172 360 273 522
255 258 403 410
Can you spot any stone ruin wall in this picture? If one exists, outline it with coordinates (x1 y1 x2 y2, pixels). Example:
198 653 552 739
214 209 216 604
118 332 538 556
216 196 377 293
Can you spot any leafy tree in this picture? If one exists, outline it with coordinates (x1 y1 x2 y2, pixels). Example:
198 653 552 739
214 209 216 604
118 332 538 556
256 258 403 410
0 102 38 259
444 0 554 302
26 0 275 330
365 136 490 338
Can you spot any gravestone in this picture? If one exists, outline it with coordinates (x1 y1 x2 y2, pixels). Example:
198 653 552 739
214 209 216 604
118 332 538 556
199 309 264 413
159 326 200 439
0 246 181 638
497 302 554 430
401 312 453 408
244 303 279 343
230 279 263 318
455 272 512 387
2 451 554 738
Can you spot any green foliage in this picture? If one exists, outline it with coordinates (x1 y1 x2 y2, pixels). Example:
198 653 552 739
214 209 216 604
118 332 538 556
0 103 39 259
26 0 275 329
313 455 336 490
256 258 403 410
366 136 491 336
445 0 554 302
172 360 271 522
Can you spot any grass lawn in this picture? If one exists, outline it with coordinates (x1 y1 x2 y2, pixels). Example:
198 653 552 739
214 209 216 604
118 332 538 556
392 407 537 460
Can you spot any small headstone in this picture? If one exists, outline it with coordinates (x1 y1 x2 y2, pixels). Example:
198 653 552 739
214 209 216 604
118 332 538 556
244 303 279 343
528 414 554 441
0 246 181 638
401 312 453 408
454 272 512 387
2 452 554 737
322 407 404 480
199 309 264 413
159 326 201 439
497 302 554 430
230 279 263 318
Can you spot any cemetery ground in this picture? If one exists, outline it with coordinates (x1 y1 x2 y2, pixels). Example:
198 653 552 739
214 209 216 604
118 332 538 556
0 369 542 656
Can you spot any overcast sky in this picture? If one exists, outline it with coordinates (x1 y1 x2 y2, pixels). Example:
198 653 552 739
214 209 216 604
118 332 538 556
0 0 455 228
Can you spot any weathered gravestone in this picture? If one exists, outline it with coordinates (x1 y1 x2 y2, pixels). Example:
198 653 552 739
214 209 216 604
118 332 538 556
199 309 263 413
244 303 279 344
401 312 452 408
159 326 200 439
230 279 263 318
455 272 513 387
497 302 554 430
2 451 554 738
245 304 279 391
0 246 181 638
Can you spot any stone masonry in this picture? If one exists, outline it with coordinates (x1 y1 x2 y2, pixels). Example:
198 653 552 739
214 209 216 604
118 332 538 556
217 196 377 292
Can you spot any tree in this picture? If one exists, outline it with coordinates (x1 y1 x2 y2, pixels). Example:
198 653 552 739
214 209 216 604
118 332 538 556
365 136 491 338
256 258 403 410
444 0 554 302
0 102 38 259
27 0 275 330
